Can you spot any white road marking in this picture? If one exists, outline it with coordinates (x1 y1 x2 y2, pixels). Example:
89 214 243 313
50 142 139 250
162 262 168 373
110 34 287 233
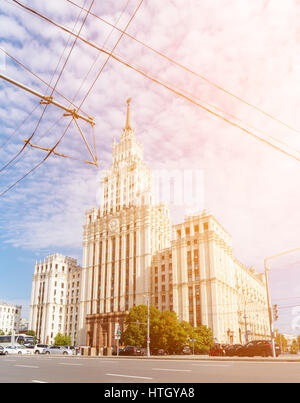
15 365 39 368
32 380 48 383
105 373 153 380
59 363 83 366
152 368 192 372
192 363 232 367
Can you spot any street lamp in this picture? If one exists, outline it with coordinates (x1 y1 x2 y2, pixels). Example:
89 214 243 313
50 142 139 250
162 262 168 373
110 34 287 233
264 247 300 358
144 293 154 357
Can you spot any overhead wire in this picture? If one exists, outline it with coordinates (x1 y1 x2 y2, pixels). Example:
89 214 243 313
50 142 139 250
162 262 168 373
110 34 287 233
1 0 144 196
65 0 300 136
0 46 90 118
0 0 92 173
77 0 144 112
9 0 300 165
0 0 95 195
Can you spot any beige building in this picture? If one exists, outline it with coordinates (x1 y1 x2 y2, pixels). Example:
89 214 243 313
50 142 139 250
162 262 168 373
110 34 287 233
29 254 82 345
29 100 270 350
0 302 21 334
78 99 170 351
78 99 270 352
152 214 269 344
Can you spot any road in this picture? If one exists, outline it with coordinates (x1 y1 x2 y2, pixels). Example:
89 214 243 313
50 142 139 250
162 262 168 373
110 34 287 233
1 355 300 383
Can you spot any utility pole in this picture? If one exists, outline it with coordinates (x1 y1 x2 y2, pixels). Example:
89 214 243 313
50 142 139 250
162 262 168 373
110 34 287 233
147 296 150 357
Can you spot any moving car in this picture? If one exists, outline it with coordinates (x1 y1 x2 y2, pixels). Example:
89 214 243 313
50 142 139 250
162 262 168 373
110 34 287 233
3 345 34 355
119 346 141 356
34 344 48 355
238 340 281 357
44 346 74 356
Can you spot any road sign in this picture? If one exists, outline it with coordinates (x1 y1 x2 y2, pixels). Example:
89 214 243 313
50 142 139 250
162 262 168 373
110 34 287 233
115 323 121 340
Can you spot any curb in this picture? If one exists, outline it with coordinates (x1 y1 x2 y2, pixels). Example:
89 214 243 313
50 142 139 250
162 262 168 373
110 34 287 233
77 354 300 363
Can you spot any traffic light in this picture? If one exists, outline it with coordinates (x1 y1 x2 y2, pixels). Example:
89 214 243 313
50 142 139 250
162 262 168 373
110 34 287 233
273 304 279 321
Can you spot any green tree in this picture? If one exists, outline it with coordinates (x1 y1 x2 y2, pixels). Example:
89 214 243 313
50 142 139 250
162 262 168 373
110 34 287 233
290 340 299 355
155 310 188 354
180 321 213 354
120 305 214 355
54 333 71 346
0 329 4 335
121 305 161 348
275 332 288 352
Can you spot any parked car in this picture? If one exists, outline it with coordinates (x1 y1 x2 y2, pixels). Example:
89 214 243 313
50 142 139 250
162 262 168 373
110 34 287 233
34 344 48 355
209 343 226 356
140 348 147 356
182 345 192 355
119 346 141 356
238 340 281 357
44 346 74 356
63 346 77 355
3 345 33 355
224 344 243 356
0 346 5 355
151 348 168 356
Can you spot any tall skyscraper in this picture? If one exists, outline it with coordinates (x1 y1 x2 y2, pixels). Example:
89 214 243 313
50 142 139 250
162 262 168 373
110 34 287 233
78 99 170 352
30 99 270 352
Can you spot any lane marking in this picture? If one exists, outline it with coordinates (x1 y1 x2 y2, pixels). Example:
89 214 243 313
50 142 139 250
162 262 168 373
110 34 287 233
152 368 192 372
192 363 232 367
59 363 83 366
15 365 39 368
32 380 48 383
105 373 153 380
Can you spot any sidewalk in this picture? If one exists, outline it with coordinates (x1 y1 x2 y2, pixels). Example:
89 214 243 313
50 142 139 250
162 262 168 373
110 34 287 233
82 353 300 363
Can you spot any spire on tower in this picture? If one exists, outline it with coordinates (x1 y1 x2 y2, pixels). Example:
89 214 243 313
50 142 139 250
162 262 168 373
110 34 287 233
125 97 132 130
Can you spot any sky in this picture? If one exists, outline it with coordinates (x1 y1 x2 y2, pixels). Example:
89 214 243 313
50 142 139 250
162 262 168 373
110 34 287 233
0 0 300 336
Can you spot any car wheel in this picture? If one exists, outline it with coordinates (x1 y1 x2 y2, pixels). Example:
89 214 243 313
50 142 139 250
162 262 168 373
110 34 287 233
35 351 39 355
5 352 8 355
63 351 68 356
46 351 50 355
18 351 22 355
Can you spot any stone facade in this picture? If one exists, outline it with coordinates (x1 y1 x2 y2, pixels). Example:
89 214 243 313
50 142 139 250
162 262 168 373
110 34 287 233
0 302 21 334
78 100 270 350
29 254 82 345
152 214 269 344
29 100 270 350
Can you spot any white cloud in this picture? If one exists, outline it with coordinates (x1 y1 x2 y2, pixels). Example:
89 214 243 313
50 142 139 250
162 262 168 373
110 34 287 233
1 0 300 331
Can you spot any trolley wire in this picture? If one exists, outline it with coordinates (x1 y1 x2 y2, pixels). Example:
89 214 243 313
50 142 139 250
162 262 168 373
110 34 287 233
10 0 300 165
65 0 300 136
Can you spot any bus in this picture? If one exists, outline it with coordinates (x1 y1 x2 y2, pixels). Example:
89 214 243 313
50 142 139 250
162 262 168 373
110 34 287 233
0 334 35 347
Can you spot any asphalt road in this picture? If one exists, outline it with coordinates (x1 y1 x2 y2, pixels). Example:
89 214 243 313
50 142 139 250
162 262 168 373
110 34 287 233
1 355 300 383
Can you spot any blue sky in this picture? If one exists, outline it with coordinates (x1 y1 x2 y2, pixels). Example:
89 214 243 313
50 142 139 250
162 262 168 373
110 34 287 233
0 0 300 336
